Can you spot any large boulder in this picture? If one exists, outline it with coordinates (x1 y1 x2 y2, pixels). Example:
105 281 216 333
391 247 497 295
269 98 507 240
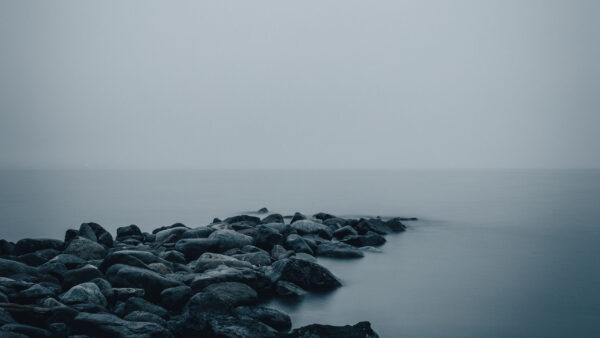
341 232 386 247
84 222 114 248
0 323 53 338
0 258 39 278
206 314 277 337
252 225 283 251
190 266 271 295
290 212 307 223
115 225 143 242
234 305 291 331
269 258 341 291
275 281 306 298
208 230 253 252
194 253 252 272
60 282 107 307
62 264 103 289
354 219 391 235
232 251 271 267
174 238 219 261
105 264 181 299
71 312 171 338
261 214 284 224
284 321 379 338
203 282 258 306
63 237 107 260
13 283 55 303
316 242 364 258
333 225 358 239
271 245 294 261
13 238 63 256
99 251 151 272
290 220 333 239
154 227 189 244
159 285 192 311
179 227 214 239
284 234 313 255
386 217 408 232
16 248 59 267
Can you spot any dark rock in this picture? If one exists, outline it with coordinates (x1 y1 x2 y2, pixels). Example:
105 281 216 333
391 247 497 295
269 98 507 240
152 222 188 234
171 292 231 335
78 223 97 242
62 264 103 289
70 302 106 313
14 238 63 256
13 284 54 303
47 322 67 337
63 237 107 260
71 312 171 338
0 258 39 278
386 217 408 232
208 229 253 252
323 217 349 228
290 212 307 223
64 229 78 247
234 305 291 331
148 263 171 275
263 223 296 237
292 252 317 263
158 251 186 264
223 215 261 226
190 266 271 295
271 245 294 261
354 218 392 235
124 310 167 327
47 254 86 269
261 213 284 224
17 248 59 267
313 212 337 221
194 253 251 272
269 258 341 291
341 231 386 247
91 278 114 302
275 281 306 298
206 314 277 337
59 282 107 306
0 240 16 256
159 285 191 311
123 296 168 319
333 225 359 239
98 251 151 273
174 238 218 260
203 281 258 306
232 251 271 267
252 225 283 251
0 323 52 338
105 264 181 300
284 234 313 255
284 321 379 338
115 225 143 242
179 227 214 240
316 242 364 258
85 222 114 248
112 287 145 301
0 308 15 325
290 220 333 239
154 227 188 245
257 207 269 214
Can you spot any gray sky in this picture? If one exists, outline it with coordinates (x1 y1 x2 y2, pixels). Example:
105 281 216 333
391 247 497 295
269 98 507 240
0 0 598 169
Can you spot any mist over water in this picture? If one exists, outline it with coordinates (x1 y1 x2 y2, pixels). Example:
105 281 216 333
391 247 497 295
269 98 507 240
1 169 599 337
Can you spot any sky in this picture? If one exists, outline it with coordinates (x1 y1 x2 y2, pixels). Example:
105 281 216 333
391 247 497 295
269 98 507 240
0 0 598 169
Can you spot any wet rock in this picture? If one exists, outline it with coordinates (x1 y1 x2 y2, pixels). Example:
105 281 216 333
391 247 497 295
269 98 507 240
71 312 171 338
354 218 391 235
194 253 252 272
17 248 60 267
292 252 317 263
290 212 307 223
284 321 379 338
341 231 386 247
257 207 269 214
316 242 364 258
323 217 350 228
275 281 306 298
105 264 181 300
123 297 169 319
269 258 341 291
232 251 271 267
0 323 53 338
99 252 151 273
63 237 107 261
13 284 54 303
174 238 219 261
386 217 408 232
261 213 284 224
158 251 186 264
159 285 192 311
234 305 291 331
91 278 114 302
208 230 253 252
0 258 39 278
223 215 261 226
152 223 188 235
78 223 97 242
290 220 333 239
179 227 214 240
62 264 103 289
284 234 313 255
115 225 144 242
47 254 86 270
60 282 107 307
333 225 359 239
124 310 167 327
313 212 337 221
155 227 188 245
14 238 63 256
47 322 67 337
112 287 145 301
171 292 232 335
0 308 15 325
148 263 171 275
203 281 258 306
64 229 78 247
190 266 271 295
84 222 114 248
271 245 294 261
207 314 277 337
252 225 283 251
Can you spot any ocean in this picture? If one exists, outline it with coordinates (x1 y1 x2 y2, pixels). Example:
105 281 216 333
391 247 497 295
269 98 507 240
1 169 599 337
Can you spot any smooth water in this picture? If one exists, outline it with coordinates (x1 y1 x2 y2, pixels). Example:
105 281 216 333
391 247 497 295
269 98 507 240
1 169 599 337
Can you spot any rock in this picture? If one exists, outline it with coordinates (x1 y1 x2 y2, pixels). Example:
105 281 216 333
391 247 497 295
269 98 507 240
60 282 107 307
84 222 114 248
105 264 181 300
151 223 188 234
91 278 114 302
271 245 294 261
115 225 143 242
251 225 283 251
261 213 284 224
194 253 252 272
64 229 78 247
316 242 364 258
62 264 103 289
0 258 39 278
112 287 145 300
313 212 337 221
284 321 379 338
234 306 291 331
123 297 168 319
354 218 391 235
179 227 214 239
172 292 232 335
323 217 349 228
290 212 307 223
203 282 258 306
208 230 253 252
257 207 269 214
0 308 15 325
158 251 186 264
124 311 167 327
333 225 359 239
0 323 53 338
263 223 296 237
232 251 271 267
174 238 219 261
47 254 86 269
290 220 333 239
154 227 189 245
78 223 97 242
98 252 152 273
223 215 261 226
341 232 386 247
269 258 341 291
71 312 171 338
13 238 63 256
275 281 307 298
47 322 67 337
0 240 15 256
148 263 171 275
63 237 107 260
386 217 408 232
293 252 317 263
159 285 191 311
14 284 54 303
16 248 59 267
206 314 277 337
190 266 271 295
284 234 313 255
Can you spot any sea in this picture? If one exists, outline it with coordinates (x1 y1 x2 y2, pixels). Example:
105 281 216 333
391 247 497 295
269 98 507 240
1 169 599 337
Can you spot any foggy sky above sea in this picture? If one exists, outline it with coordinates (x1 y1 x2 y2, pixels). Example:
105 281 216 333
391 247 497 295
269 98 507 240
0 1 598 170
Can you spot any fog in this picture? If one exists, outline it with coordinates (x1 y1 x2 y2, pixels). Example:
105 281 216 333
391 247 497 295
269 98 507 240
0 0 598 169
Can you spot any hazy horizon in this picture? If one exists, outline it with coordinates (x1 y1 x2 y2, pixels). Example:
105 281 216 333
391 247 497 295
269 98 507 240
1 1 599 170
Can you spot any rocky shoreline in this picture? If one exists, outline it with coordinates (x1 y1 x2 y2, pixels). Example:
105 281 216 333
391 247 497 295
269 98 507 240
0 209 416 337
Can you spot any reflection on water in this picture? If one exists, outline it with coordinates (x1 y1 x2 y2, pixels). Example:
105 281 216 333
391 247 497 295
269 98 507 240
1 169 599 337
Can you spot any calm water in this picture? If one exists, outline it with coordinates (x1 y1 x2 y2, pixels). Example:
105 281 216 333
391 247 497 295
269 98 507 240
1 169 599 337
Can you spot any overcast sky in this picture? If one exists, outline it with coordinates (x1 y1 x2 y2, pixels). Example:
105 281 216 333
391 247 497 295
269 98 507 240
0 1 598 169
